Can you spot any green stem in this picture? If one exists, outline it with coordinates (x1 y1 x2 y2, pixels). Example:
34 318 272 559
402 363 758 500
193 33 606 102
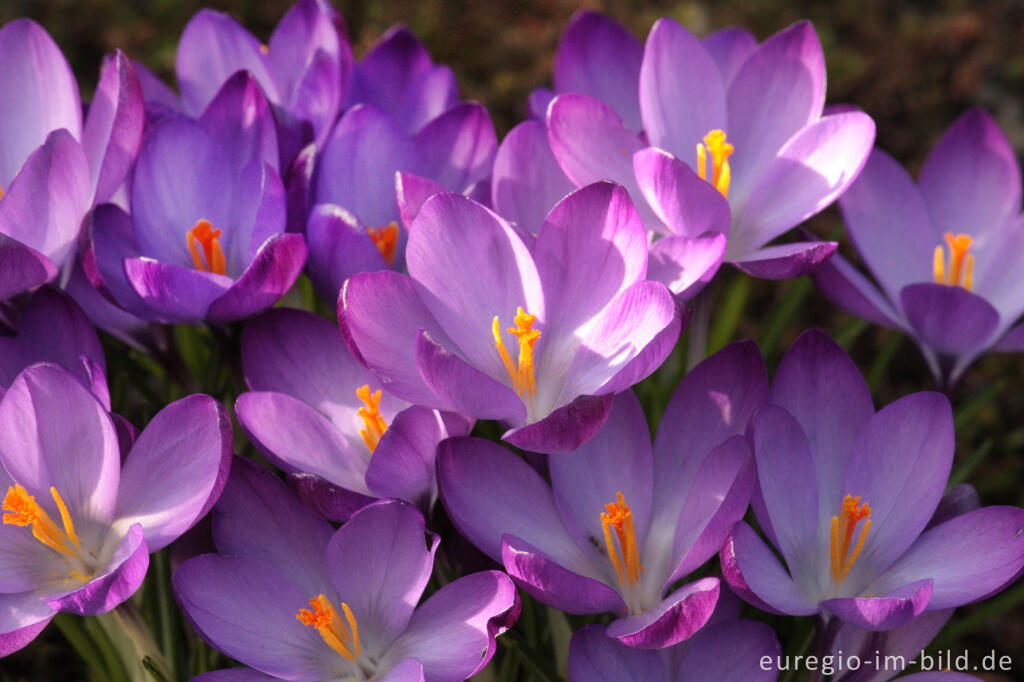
95 602 172 682
154 551 179 680
686 285 714 371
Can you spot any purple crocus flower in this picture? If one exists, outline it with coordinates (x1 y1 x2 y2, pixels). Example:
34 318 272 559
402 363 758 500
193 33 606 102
438 341 767 647
721 329 1024 631
89 72 307 324
0 363 231 656
174 458 519 682
539 15 874 279
813 109 1024 387
340 182 680 453
569 619 781 681
235 307 472 521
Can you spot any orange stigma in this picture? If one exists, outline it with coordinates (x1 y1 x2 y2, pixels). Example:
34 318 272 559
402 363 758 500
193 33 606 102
829 495 871 584
0 183 5 200
356 384 388 452
696 129 733 198
493 307 541 401
297 594 361 662
259 43 270 56
368 222 399 266
187 219 227 275
600 492 644 587
933 233 974 291
3 484 84 559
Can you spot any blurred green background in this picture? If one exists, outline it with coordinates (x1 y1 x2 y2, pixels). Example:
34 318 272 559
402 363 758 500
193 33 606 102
1 1 1023 680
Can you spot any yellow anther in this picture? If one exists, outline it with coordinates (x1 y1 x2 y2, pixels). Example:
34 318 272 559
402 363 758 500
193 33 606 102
368 222 399 267
296 594 361 662
933 233 974 291
492 307 541 400
600 492 644 587
696 129 733 198
186 219 227 275
829 495 871 584
355 384 388 453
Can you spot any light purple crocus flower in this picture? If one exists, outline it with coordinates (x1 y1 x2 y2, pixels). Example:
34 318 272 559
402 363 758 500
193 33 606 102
89 72 307 324
813 109 1024 388
438 341 767 647
539 14 875 279
721 329 1024 631
174 458 519 682
340 182 681 454
0 363 232 657
569 619 781 681
235 308 472 521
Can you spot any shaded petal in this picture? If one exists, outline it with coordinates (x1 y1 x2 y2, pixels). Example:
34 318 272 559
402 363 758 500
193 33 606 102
993 320 1024 352
396 172 446 232
89 203 151 317
415 102 497 191
83 51 145 204
554 11 643 131
675 619 782 682
822 579 933 631
900 283 1000 356
198 72 279 179
0 235 56 301
731 241 837 279
502 394 614 454
568 624 663 682
382 570 518 682
868 506 1024 610
648 233 727 297
810 250 902 327
732 112 875 258
46 524 148 616
702 28 758 87
173 554 337 681
347 26 432 123
605 577 720 649
123 257 230 324
113 395 230 552
305 204 388 301
288 472 376 525
638 18 725 157
528 88 555 121
725 522 818 615
918 108 1021 240
326 500 438 652
398 65 459 135
633 148 731 239
207 232 306 322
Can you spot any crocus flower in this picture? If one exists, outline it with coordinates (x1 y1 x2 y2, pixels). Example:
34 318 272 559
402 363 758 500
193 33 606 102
721 329 1024 631
812 109 1024 388
0 363 231 656
438 341 767 647
89 72 307 324
235 307 472 521
174 458 519 682
541 16 875 278
340 181 681 453
569 619 781 681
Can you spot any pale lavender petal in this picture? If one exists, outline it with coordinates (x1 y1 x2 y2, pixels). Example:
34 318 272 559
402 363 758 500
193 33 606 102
375 659 425 682
83 51 145 204
415 102 497 191
396 172 446 232
900 283 1000 356
632 148 731 239
810 250 902 328
725 522 818 616
398 65 459 135
702 27 757 87
192 670 278 682
648 233 727 298
605 577 720 649
197 72 279 178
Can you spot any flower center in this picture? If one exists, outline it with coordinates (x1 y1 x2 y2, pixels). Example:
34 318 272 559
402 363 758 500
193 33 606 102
829 494 871 584
696 129 733 198
368 222 399 267
3 484 95 581
356 384 388 453
933 233 974 291
600 491 644 587
187 219 227 275
297 594 362 662
492 307 541 402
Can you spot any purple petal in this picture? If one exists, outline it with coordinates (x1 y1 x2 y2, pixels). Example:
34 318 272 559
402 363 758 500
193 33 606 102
733 112 875 258
648 233 727 298
702 27 758 87
554 11 643 131
605 577 719 649
568 624 663 682
288 472 377 524
305 204 388 301
870 506 1024 610
0 592 54 657
501 394 614 454
376 659 425 682
725 522 818 615
822 579 933 631
192 670 279 682
675 619 782 682
633 148 731 239
326 500 438 648
198 72 279 178
0 19 81 183
993 321 1024 352
926 484 981 530
0 235 56 300
0 129 90 268
207 232 306 322
396 172 446 232
528 88 555 121
47 524 149 616
900 283 1000 356
810 250 902 327
731 241 837 279
114 395 230 552
89 203 151 317
415 102 497 191
347 26 433 123
173 554 338 680
382 570 519 682
638 18 725 157
600 299 686 394
398 65 459 135
83 51 145 204
918 108 1021 241
123 257 230 324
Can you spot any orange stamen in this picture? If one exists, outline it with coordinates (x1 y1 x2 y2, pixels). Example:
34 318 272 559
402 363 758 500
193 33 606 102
829 495 871 584
356 384 388 452
932 233 974 291
696 129 733 198
600 492 644 587
3 484 83 558
368 222 399 267
492 307 541 400
186 219 227 275
296 594 361 662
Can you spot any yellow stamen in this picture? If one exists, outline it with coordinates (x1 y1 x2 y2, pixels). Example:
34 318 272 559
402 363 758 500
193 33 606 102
829 495 871 584
355 384 388 452
3 484 83 558
259 43 270 56
696 129 733 198
0 183 4 200
600 492 644 587
932 233 974 290
492 307 541 399
186 219 227 275
368 222 399 267
297 594 361 662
